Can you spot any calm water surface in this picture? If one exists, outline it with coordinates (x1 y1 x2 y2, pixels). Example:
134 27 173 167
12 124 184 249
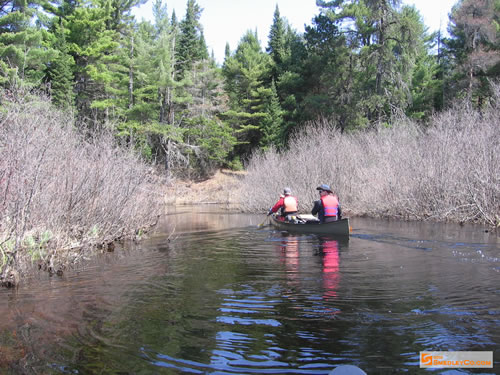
0 206 498 374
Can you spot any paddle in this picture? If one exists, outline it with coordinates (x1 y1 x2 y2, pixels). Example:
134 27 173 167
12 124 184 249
258 214 270 228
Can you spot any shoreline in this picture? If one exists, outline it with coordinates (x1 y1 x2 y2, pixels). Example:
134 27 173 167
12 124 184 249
2 169 497 288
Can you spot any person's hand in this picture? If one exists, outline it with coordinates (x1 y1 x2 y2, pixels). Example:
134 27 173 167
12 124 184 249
267 209 273 216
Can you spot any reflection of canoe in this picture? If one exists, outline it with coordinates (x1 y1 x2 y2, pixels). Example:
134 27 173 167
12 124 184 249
269 215 350 236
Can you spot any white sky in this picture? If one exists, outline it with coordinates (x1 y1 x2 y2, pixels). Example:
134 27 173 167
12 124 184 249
132 0 459 64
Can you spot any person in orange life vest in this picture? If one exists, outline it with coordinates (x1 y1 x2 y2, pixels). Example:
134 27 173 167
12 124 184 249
311 184 342 223
268 187 298 220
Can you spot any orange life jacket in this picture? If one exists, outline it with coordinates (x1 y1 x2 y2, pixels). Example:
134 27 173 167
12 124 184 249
321 194 339 217
283 195 298 213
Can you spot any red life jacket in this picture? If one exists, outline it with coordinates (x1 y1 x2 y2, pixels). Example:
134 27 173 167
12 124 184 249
321 194 338 217
283 195 298 213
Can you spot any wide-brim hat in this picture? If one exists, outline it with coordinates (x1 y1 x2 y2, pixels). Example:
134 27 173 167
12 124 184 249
316 184 332 193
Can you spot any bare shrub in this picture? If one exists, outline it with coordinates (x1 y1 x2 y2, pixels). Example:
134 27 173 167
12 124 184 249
241 85 499 227
0 90 165 282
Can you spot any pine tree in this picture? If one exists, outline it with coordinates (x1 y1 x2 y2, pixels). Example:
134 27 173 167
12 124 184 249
302 13 353 129
259 80 283 149
222 30 272 158
267 5 286 80
60 0 119 124
264 6 307 140
315 0 427 127
45 22 75 109
402 6 441 120
444 0 500 106
176 0 207 78
0 0 55 87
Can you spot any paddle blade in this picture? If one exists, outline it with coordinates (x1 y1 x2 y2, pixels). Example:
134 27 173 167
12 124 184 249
257 216 269 228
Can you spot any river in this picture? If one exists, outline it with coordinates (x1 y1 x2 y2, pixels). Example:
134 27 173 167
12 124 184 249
0 206 498 374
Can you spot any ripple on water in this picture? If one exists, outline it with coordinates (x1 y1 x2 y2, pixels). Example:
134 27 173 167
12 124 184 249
2 212 498 374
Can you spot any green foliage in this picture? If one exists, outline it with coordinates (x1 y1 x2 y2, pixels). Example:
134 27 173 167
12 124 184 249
303 0 435 128
185 116 237 174
22 230 52 261
176 0 207 78
222 30 273 157
257 80 283 149
443 0 500 107
60 0 121 123
45 26 76 109
0 0 485 178
226 155 243 171
0 2 56 87
402 5 441 120
0 239 15 269
116 120 154 160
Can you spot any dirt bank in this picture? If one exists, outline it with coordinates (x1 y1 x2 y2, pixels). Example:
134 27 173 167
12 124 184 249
165 169 245 206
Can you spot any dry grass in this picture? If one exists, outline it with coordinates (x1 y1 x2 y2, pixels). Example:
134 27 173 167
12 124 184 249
0 90 165 285
239 86 500 227
165 169 245 206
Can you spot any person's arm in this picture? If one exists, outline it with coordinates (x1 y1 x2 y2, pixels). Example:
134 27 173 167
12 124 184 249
311 200 321 215
269 197 285 214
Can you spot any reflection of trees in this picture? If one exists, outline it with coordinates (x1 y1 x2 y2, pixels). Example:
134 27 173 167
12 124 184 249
163 206 256 234
5 209 492 373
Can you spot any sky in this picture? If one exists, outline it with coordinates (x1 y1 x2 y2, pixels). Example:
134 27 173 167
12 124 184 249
132 0 459 64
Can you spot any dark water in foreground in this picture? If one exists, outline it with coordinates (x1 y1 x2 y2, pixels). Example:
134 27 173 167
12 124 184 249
0 206 499 374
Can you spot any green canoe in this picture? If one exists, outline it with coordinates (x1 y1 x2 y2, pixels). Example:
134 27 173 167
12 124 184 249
269 214 350 236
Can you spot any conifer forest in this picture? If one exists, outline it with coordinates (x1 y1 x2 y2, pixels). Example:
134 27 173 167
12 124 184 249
1 0 499 178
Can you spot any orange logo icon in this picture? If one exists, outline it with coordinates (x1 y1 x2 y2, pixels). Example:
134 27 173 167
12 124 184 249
421 352 433 366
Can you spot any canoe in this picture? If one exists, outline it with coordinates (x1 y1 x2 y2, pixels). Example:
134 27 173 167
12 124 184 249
269 214 350 236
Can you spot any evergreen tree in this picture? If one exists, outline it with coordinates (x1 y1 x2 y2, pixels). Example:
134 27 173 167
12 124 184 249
316 0 427 127
267 5 286 80
0 0 55 87
186 58 226 117
302 13 354 129
402 6 441 120
259 80 283 149
56 0 143 125
61 0 119 125
120 0 229 176
176 0 207 78
45 22 75 109
444 0 500 106
222 30 272 159
121 0 186 169
265 7 307 140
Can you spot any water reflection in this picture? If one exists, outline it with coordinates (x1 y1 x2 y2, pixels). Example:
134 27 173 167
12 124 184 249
319 236 341 300
0 208 498 374
274 232 349 304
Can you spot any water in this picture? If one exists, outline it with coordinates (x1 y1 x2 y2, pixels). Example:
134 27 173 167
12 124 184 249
0 206 498 374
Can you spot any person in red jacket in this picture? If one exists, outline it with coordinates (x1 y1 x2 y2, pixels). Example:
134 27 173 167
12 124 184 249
311 184 342 223
268 187 298 220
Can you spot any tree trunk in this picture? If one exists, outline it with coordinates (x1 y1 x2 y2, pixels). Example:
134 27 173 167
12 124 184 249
128 35 134 109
